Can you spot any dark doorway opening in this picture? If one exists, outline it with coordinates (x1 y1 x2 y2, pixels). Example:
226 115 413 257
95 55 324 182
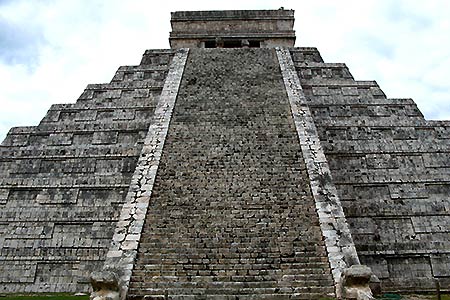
249 40 261 48
223 40 242 48
205 40 216 48
203 39 261 48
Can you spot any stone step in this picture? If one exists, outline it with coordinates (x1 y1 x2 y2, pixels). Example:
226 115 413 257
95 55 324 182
129 275 334 285
129 293 336 300
128 286 335 297
128 289 335 299
130 282 334 295
132 258 330 268
127 48 334 298
131 267 330 278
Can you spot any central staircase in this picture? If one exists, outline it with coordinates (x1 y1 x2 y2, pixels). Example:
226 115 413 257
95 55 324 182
127 48 335 299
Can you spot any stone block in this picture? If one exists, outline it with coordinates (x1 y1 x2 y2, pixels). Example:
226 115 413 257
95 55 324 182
341 265 374 300
0 188 9 204
90 271 120 300
430 254 450 276
92 131 119 144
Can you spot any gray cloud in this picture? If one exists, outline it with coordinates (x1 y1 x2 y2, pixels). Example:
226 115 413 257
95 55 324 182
0 17 46 66
386 1 432 31
0 0 14 5
358 34 395 60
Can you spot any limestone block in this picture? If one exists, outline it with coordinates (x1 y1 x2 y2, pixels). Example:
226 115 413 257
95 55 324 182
42 109 61 122
389 183 428 199
36 188 78 205
431 254 450 276
0 188 9 204
90 271 120 300
411 216 450 233
2 133 29 146
422 152 450 168
14 159 41 174
75 110 97 121
113 109 135 121
92 132 118 145
341 265 374 300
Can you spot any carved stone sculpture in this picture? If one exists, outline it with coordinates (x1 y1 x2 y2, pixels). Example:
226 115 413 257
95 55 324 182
90 271 120 300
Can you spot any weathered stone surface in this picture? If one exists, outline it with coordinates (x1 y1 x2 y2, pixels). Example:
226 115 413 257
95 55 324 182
277 47 360 297
127 48 335 299
91 271 120 300
0 8 449 298
170 10 295 48
99 48 189 300
290 47 450 292
341 265 374 300
91 274 117 287
0 49 176 293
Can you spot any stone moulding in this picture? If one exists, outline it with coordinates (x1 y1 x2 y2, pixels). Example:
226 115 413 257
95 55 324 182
91 48 189 300
276 47 365 298
170 10 295 48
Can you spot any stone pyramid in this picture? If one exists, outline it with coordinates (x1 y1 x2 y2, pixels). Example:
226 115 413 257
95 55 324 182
0 9 448 299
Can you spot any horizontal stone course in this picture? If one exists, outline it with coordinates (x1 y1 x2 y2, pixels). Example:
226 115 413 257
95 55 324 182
0 50 174 293
290 47 450 292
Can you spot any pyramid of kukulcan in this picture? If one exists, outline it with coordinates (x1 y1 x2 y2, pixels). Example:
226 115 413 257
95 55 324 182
0 9 448 299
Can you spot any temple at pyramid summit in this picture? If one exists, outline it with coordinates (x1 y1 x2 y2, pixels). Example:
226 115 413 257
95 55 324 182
0 9 449 299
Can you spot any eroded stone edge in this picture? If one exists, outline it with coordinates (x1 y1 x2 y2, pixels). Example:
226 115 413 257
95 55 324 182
97 48 189 300
276 47 361 298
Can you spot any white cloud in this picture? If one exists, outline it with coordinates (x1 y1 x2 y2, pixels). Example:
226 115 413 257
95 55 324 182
0 0 449 142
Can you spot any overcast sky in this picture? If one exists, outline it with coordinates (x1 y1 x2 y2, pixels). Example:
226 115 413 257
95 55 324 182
1 0 449 142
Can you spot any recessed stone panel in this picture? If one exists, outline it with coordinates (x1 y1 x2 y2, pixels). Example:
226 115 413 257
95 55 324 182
431 254 450 277
0 262 37 284
0 49 174 292
36 188 79 205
